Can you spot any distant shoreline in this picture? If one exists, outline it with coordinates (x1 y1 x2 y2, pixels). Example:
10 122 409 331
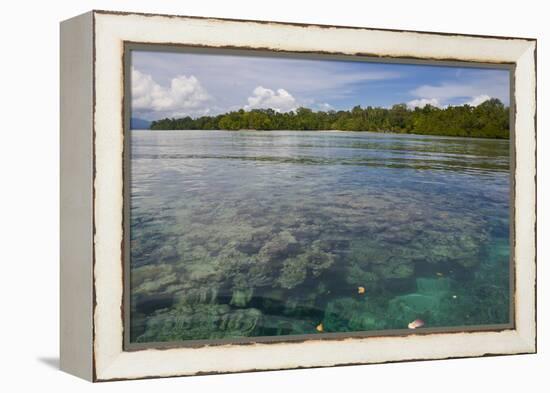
141 99 510 139
132 128 509 140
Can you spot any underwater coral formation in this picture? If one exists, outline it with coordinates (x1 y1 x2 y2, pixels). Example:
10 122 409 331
129 130 510 343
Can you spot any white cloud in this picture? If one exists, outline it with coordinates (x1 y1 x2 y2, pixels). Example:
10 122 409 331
131 67 210 118
407 94 493 109
410 73 508 108
464 94 491 106
317 102 334 111
244 86 297 112
406 98 442 109
411 83 481 102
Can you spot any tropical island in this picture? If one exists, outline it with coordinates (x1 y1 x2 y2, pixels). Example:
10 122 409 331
146 98 509 139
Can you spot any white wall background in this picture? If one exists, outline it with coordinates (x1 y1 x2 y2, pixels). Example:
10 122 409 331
0 0 546 391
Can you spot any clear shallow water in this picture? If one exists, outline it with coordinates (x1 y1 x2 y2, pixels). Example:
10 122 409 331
129 130 510 343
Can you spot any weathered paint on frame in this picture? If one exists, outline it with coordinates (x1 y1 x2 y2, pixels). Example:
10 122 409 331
60 10 536 382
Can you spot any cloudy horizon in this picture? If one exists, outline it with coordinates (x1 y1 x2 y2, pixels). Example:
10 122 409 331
131 50 510 122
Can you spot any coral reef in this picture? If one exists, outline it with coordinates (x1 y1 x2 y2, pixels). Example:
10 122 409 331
129 130 510 343
136 304 262 342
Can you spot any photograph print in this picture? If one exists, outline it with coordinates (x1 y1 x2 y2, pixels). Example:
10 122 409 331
126 47 512 346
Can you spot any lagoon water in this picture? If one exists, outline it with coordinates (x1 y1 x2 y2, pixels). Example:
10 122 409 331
129 130 510 343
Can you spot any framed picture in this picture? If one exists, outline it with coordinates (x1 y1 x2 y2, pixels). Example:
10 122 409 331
60 10 537 381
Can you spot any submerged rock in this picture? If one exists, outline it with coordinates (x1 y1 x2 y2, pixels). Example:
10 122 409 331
174 287 218 306
131 264 178 297
235 227 272 255
258 314 317 336
230 288 254 308
278 255 308 289
136 304 263 342
386 277 452 328
258 230 299 262
277 243 335 289
323 298 385 332
371 259 414 280
283 293 321 318
387 293 440 328
345 263 378 288
308 240 335 276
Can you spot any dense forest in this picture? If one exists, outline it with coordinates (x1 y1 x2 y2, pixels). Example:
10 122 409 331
149 98 510 139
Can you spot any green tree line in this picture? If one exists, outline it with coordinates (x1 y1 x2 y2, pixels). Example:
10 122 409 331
149 98 509 139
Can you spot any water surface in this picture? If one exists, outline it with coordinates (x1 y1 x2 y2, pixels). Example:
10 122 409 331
129 130 510 343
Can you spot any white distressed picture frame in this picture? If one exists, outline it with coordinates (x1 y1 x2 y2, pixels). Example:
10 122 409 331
60 10 536 382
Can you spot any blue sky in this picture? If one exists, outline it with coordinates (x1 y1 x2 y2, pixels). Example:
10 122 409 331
131 50 510 121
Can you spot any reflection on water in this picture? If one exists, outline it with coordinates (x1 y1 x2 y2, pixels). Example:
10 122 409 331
129 130 510 343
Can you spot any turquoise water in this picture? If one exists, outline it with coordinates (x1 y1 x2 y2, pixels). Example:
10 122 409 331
129 130 510 343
